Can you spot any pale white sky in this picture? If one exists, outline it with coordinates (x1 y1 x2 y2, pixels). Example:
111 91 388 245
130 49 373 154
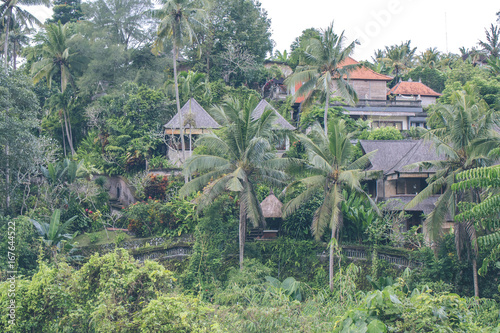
30 1 499 61
259 0 499 61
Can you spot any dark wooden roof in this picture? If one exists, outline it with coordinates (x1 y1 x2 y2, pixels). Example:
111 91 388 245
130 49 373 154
164 98 220 130
252 100 296 131
383 196 438 214
360 140 444 175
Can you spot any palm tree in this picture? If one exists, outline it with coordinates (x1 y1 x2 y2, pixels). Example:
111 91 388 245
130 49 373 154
32 22 85 155
285 21 359 136
404 86 499 297
167 70 208 150
179 95 291 269
0 13 32 70
0 0 49 70
31 209 77 261
478 24 500 58
272 49 289 63
6 18 31 70
382 40 416 81
418 47 440 69
153 0 206 168
284 120 379 291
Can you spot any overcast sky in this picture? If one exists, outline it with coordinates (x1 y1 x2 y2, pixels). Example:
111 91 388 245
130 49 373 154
258 0 499 61
31 1 498 61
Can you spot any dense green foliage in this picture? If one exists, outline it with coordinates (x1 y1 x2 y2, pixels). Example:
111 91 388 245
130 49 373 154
0 3 499 331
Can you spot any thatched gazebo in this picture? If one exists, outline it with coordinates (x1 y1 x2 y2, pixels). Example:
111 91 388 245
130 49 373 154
259 190 283 239
164 98 220 164
252 100 295 152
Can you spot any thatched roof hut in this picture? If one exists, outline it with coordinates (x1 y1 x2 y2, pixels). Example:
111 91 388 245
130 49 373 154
359 140 443 176
260 191 283 219
252 100 296 131
164 98 220 135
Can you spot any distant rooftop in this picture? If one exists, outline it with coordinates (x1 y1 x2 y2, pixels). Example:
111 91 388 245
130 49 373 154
360 140 444 175
339 57 393 81
164 98 220 130
388 79 441 97
252 100 296 131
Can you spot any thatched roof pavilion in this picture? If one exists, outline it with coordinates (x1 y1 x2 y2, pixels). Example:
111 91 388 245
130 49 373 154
252 100 296 131
164 98 220 135
260 190 283 219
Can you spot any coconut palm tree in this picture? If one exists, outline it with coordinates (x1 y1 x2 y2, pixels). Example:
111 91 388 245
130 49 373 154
272 49 289 63
418 47 441 69
153 0 206 167
404 86 500 297
478 24 500 58
382 40 416 81
0 13 32 69
32 22 85 155
179 95 291 269
284 120 379 291
0 0 49 70
285 21 359 136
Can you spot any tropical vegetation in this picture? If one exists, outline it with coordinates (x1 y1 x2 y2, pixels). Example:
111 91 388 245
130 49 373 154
0 2 499 331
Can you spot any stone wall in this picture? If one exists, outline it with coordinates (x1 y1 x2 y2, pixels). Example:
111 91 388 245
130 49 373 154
102 176 136 206
75 234 194 258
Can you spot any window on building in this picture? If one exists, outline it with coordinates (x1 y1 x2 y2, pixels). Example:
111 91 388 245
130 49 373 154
372 121 403 130
396 178 426 195
396 179 406 194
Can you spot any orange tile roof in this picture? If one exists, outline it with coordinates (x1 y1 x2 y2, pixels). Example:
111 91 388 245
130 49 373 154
387 81 441 97
339 57 393 81
292 57 392 103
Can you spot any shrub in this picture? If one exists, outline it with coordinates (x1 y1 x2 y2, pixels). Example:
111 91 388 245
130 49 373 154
125 197 196 238
144 174 169 201
126 199 173 237
366 126 404 140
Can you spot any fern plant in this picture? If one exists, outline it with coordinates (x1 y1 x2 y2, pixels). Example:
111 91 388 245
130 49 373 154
453 165 500 284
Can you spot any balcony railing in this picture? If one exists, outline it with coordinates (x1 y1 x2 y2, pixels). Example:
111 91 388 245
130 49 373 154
333 99 422 108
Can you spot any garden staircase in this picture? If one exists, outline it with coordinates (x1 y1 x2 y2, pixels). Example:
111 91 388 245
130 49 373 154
246 228 263 242
109 198 125 215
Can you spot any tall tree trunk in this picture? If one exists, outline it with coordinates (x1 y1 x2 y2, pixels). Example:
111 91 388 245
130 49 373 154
4 11 11 72
173 43 186 181
473 258 479 297
324 88 330 136
62 107 75 155
329 225 334 291
60 117 67 157
13 44 17 71
189 99 192 151
239 200 247 270
5 143 10 214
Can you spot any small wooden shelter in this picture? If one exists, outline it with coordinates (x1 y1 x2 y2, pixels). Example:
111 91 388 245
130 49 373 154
164 98 220 136
259 190 283 239
164 98 220 164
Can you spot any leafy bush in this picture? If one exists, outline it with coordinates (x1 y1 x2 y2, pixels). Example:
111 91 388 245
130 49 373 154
135 295 215 332
126 199 173 237
144 174 169 201
125 196 197 238
334 284 490 332
148 155 174 169
183 194 239 292
365 126 404 140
